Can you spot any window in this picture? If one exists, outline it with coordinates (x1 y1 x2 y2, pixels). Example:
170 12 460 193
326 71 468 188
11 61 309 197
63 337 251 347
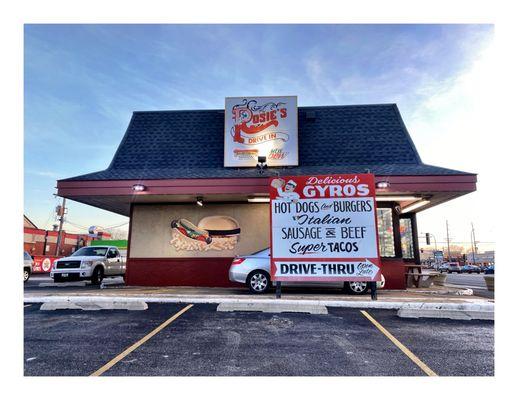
72 247 108 257
107 249 118 258
377 208 395 257
400 218 414 259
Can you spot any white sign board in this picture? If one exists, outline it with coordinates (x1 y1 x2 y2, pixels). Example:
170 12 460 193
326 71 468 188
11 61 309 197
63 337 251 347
224 96 298 167
269 174 381 282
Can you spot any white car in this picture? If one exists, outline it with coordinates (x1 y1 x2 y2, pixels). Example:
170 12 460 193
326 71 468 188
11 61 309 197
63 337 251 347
229 248 385 294
50 246 125 284
24 251 34 282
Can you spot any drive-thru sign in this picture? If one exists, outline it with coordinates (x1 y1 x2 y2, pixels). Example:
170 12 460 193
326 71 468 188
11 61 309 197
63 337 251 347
269 174 381 281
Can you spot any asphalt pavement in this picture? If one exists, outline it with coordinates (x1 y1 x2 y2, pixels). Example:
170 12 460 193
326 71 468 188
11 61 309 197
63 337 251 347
24 302 494 377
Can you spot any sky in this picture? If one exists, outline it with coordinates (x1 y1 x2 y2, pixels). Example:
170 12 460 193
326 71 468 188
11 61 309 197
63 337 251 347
24 24 494 251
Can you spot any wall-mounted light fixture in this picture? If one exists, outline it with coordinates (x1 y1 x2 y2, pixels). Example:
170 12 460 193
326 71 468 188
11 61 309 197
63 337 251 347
256 155 267 174
401 199 431 214
196 197 204 207
248 196 270 203
376 181 390 189
132 184 147 192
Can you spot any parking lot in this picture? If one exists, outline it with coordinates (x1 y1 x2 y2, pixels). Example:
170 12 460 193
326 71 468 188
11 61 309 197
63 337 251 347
24 302 494 376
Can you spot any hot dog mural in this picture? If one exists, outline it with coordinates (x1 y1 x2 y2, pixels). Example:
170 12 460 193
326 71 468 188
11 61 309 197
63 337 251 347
170 215 241 251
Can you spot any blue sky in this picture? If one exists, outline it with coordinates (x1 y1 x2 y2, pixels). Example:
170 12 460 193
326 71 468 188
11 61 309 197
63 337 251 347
24 24 494 249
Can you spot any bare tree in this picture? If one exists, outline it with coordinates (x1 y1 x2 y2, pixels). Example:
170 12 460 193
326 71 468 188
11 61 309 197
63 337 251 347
105 228 128 240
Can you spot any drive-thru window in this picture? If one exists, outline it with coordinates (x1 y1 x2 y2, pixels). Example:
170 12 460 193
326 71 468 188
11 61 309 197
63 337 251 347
56 97 477 289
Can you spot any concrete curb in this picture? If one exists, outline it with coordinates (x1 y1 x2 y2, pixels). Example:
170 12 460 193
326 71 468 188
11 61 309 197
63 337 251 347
397 303 494 320
24 295 493 317
217 302 328 314
39 299 148 311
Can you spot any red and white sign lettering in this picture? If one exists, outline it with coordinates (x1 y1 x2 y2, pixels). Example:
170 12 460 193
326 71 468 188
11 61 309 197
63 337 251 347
269 174 381 282
224 96 298 167
32 255 61 273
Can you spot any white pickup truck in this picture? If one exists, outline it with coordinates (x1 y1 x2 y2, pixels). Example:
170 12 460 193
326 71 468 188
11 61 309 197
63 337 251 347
50 246 126 284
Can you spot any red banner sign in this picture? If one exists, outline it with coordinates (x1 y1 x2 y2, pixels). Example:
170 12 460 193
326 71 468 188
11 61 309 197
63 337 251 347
32 255 61 273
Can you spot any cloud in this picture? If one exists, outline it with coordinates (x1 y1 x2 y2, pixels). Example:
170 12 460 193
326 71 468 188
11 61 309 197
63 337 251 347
403 40 496 246
26 170 60 179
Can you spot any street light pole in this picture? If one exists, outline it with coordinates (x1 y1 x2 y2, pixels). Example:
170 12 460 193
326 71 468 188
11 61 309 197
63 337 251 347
429 233 438 251
446 220 451 262
471 222 477 265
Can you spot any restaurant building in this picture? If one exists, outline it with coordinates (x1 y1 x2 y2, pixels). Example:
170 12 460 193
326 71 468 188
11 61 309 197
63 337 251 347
56 100 476 289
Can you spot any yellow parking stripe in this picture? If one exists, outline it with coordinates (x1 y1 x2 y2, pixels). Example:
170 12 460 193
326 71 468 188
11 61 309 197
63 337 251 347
90 304 193 376
360 310 438 376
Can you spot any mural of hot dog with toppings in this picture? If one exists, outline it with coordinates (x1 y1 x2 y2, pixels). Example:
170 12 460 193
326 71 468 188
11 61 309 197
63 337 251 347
170 215 241 251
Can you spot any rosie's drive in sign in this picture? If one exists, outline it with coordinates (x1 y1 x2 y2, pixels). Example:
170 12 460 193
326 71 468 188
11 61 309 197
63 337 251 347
224 96 298 167
269 174 381 282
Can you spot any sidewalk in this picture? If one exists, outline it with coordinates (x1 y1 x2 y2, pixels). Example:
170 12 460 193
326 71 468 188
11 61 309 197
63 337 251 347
24 284 493 307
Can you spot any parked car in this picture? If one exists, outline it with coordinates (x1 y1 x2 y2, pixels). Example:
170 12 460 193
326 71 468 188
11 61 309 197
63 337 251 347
50 246 125 284
461 264 481 274
438 262 461 273
24 251 34 282
229 248 385 295
484 265 494 275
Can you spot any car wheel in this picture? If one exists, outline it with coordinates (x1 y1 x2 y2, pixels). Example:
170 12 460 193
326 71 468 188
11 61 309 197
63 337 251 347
23 268 30 282
344 281 369 295
247 270 270 294
91 266 104 285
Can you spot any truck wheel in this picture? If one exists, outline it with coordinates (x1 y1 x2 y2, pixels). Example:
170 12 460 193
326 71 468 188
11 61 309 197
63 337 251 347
24 268 30 282
91 267 104 285
344 281 369 295
247 270 270 294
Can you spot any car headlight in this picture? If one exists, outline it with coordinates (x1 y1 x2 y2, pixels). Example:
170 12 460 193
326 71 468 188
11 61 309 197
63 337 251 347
52 261 58 269
81 260 94 267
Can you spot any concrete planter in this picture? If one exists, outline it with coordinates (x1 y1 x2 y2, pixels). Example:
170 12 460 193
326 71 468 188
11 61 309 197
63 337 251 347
432 273 448 286
484 275 495 292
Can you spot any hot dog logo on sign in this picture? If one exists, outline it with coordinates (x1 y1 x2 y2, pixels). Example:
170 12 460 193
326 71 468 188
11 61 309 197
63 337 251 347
224 96 298 167
270 174 381 282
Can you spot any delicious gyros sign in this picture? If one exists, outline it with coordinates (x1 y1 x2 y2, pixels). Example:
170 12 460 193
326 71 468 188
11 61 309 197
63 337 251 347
269 174 381 281
224 96 298 167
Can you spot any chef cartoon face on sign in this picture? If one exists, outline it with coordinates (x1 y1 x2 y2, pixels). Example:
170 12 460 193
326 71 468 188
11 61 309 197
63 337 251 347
271 178 300 201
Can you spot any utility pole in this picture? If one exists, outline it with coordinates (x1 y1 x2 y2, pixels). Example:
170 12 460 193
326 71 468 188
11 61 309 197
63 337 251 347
55 197 66 256
446 220 451 262
471 222 477 265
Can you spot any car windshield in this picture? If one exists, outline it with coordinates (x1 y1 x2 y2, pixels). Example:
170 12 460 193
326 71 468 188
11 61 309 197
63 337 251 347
71 247 108 257
24 251 32 260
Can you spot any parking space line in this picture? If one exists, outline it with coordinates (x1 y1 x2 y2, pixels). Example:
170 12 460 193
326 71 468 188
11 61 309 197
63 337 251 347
24 304 32 308
90 304 193 376
360 310 438 376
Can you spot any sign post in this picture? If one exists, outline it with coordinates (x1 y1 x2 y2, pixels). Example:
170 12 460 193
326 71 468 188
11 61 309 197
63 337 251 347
269 174 381 300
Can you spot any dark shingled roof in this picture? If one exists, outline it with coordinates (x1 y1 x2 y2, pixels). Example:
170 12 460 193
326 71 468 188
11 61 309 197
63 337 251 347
62 104 473 181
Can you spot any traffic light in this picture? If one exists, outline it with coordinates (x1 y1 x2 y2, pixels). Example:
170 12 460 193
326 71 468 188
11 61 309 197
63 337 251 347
425 233 431 245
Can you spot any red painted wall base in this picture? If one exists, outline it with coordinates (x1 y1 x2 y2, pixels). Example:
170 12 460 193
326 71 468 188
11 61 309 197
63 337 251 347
126 258 242 287
126 257 408 289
